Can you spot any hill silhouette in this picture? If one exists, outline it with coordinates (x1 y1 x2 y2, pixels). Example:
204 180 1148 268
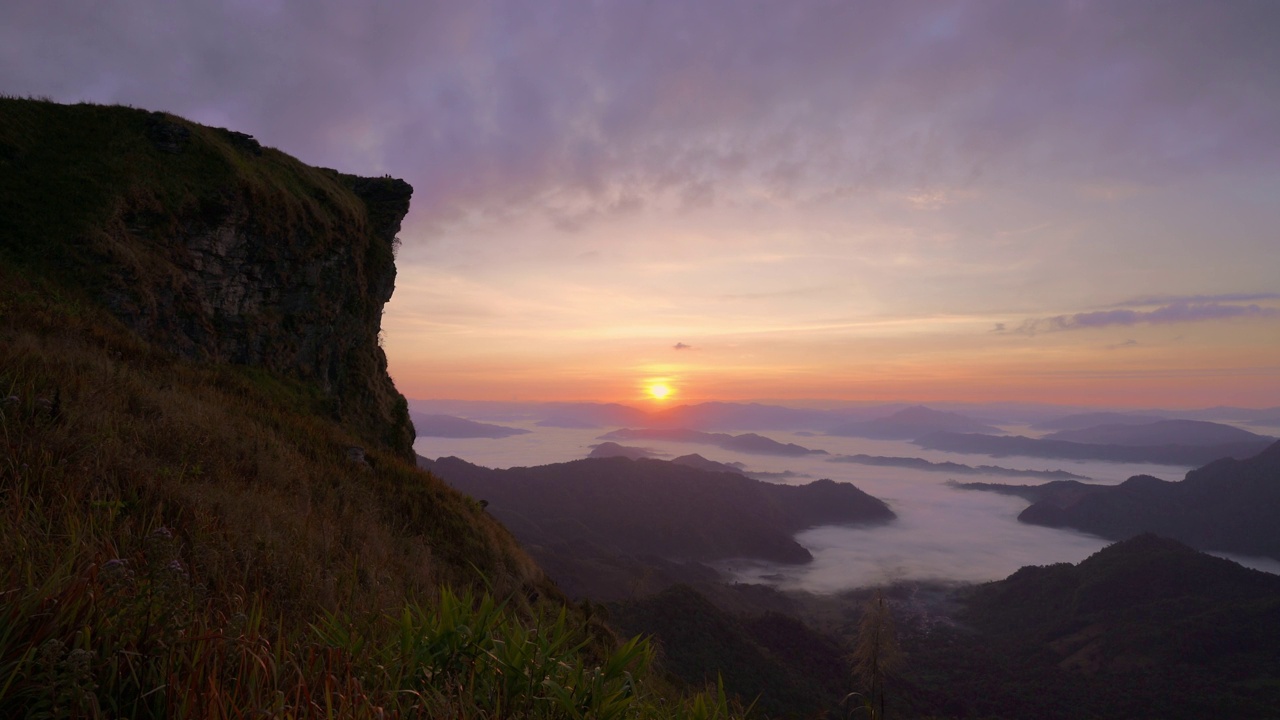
897 536 1280 719
1014 441 1280 559
420 455 894 566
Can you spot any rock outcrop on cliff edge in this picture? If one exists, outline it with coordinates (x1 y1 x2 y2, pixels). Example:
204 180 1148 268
0 99 415 456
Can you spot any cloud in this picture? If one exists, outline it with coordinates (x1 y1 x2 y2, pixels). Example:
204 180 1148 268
1111 293 1280 308
3 1 1279 238
1106 339 1139 350
1013 301 1279 335
673 342 692 350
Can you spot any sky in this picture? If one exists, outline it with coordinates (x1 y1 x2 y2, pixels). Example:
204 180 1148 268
4 1 1279 408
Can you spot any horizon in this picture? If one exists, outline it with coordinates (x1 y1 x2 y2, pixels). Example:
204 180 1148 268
4 2 1278 408
405 395 1280 413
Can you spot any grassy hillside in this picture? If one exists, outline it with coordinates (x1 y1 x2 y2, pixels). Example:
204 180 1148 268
0 98 745 718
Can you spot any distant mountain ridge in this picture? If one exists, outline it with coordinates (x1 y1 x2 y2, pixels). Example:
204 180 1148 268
828 405 1003 439
915 431 1273 465
1043 419 1272 446
412 413 531 439
832 453 1090 480
598 427 827 456
1031 411 1168 431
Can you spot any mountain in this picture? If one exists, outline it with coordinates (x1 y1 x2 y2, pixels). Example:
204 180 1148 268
828 405 1003 439
1043 419 1273 446
832 454 1090 480
1012 441 1280 559
588 441 658 459
670 453 748 474
411 412 531 438
896 536 1280 719
408 399 648 428
646 401 862 431
1031 411 1167 431
921 535 1280 712
598 427 828 456
915 431 1273 465
420 455 894 566
607 584 849 719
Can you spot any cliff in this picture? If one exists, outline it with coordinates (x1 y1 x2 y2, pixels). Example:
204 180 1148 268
0 97 414 456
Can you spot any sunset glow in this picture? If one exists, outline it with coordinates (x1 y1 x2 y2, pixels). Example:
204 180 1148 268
647 383 673 401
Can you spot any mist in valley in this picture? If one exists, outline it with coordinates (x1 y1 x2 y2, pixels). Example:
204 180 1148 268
412 407 1280 592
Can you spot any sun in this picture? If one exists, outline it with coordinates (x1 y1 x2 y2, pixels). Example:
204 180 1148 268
647 383 673 401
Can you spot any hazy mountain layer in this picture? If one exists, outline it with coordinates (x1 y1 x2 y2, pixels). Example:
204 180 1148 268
830 453 1090 480
828 405 1003 439
411 413 531 438
1043 419 1273 446
598 427 828 456
915 431 1273 465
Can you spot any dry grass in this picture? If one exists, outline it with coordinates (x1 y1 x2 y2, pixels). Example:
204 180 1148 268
0 267 747 719
0 96 749 718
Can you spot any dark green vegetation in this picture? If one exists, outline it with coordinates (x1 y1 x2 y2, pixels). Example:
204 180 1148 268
893 536 1280 719
955 441 1280 561
0 98 744 719
607 585 849 719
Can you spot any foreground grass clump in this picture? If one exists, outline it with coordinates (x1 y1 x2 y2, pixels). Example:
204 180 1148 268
0 563 737 719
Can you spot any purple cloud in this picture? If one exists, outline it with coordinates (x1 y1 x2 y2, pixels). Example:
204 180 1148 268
673 342 692 350
1111 293 1280 308
2 2 1278 237
1014 301 1279 335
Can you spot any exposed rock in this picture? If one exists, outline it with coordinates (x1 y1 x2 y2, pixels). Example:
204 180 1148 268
3 101 416 457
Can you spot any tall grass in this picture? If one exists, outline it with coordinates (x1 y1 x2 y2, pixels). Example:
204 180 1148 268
0 97 749 717
0 269 744 718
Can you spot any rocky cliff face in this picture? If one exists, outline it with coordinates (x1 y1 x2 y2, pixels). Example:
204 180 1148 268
0 100 416 457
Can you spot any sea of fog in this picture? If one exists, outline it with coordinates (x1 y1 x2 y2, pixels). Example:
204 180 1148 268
414 423 1280 592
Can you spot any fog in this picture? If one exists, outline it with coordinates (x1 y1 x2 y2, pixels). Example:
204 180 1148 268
415 422 1280 591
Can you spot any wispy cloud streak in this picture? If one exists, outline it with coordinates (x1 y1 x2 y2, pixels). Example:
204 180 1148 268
1013 301 1278 335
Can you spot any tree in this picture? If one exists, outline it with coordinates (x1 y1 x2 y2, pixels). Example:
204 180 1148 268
849 589 901 719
